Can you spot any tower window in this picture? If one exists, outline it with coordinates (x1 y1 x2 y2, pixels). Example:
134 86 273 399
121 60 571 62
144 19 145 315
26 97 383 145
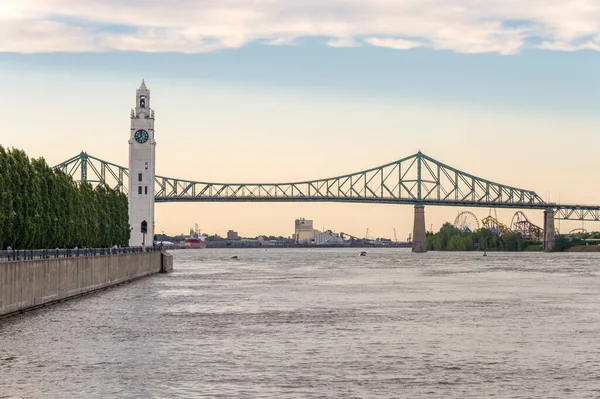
138 173 142 182
140 95 146 108
145 186 148 195
138 186 142 195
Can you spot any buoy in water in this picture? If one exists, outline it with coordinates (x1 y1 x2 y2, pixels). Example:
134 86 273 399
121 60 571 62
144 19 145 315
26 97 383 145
231 255 238 259
360 251 367 256
483 251 487 257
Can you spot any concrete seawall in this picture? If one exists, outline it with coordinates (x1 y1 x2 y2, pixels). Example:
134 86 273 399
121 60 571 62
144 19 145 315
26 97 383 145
1 251 173 318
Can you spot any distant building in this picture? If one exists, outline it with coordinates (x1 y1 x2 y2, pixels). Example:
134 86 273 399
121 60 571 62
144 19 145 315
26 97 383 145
295 218 317 244
314 230 345 246
227 230 239 240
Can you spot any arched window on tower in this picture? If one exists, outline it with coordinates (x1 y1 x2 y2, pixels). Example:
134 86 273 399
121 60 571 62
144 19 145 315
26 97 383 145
140 95 146 108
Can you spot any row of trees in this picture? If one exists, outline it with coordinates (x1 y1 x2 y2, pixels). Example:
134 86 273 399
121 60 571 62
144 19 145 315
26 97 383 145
426 223 534 251
0 146 130 249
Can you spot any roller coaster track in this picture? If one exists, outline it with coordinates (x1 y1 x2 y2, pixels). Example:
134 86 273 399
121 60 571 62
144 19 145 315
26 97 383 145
569 228 588 235
481 216 511 235
511 211 543 240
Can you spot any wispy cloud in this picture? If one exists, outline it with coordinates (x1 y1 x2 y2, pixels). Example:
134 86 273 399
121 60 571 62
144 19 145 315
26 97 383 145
2 0 600 54
365 38 422 50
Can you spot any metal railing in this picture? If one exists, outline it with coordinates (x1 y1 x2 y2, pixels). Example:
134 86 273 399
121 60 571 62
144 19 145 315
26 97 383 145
0 246 162 262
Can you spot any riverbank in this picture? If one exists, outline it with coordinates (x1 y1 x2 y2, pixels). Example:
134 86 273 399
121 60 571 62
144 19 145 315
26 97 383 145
1 251 173 318
566 245 600 252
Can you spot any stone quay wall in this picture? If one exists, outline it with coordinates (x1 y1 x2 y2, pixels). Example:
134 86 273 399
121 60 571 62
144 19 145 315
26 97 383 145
1 251 173 317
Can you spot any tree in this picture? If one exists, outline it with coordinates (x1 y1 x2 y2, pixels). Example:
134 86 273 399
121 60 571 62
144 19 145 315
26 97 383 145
501 232 523 251
555 236 572 252
0 146 130 249
427 224 529 252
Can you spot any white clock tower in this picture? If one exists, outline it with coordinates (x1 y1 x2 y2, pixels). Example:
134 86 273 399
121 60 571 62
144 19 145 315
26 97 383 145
128 79 156 247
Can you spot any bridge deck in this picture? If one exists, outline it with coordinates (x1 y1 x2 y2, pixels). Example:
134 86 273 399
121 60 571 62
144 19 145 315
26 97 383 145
56 151 600 221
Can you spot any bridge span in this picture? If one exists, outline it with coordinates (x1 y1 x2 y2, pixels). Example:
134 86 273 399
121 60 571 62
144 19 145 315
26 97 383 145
57 150 600 252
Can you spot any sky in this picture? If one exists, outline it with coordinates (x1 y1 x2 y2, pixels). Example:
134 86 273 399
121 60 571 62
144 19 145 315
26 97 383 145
1 0 599 239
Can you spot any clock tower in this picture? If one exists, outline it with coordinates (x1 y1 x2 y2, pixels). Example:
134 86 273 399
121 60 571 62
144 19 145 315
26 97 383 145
128 79 156 247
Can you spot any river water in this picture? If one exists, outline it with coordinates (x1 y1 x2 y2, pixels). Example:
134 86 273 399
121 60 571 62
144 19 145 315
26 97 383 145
1 249 599 398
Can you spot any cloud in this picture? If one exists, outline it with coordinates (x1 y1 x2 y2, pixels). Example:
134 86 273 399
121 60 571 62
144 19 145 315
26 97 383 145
327 37 361 48
538 38 600 51
364 38 422 50
1 0 600 54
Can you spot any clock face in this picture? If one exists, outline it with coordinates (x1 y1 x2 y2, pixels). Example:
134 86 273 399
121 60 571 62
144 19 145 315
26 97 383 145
134 129 149 144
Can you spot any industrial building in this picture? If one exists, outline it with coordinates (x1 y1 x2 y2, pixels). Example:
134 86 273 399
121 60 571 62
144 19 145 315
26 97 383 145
294 218 316 244
313 230 345 246
294 218 345 246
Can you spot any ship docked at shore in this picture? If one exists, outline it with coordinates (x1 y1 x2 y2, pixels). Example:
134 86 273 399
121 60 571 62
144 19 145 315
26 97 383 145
184 224 207 249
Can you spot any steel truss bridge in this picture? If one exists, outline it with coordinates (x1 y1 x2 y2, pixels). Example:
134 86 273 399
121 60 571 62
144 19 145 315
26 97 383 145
56 151 600 222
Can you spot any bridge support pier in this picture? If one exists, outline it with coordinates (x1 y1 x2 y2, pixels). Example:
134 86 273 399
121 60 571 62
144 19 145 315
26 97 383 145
412 205 427 253
543 209 555 252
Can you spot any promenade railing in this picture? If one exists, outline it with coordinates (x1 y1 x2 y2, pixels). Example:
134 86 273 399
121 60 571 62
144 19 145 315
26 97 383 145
0 246 163 262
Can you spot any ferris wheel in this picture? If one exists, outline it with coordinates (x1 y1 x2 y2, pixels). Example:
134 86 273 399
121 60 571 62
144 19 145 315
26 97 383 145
453 211 480 232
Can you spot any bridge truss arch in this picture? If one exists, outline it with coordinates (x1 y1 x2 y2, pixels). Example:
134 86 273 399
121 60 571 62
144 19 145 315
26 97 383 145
56 151 546 207
55 151 600 220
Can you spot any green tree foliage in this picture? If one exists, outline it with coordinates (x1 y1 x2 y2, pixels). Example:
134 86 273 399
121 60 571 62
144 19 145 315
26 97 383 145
426 223 529 252
554 235 572 252
0 146 130 249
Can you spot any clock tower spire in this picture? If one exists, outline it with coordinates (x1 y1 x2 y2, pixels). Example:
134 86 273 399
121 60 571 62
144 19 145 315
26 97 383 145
128 79 156 247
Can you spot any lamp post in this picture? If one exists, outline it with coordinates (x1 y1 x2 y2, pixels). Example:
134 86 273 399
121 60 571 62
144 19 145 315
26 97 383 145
141 221 147 248
106 223 110 252
69 219 74 251
35 212 40 254
11 210 17 250
83 220 88 254
53 216 58 250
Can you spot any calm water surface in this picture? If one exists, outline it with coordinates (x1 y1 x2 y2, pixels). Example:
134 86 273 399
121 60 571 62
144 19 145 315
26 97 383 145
1 249 600 398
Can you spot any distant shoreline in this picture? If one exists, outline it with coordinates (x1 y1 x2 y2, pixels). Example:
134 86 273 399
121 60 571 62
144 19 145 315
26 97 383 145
165 245 600 252
566 246 600 252
185 244 412 249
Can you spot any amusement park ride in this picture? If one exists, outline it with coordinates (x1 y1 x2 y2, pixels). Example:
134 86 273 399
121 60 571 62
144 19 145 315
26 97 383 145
453 209 585 239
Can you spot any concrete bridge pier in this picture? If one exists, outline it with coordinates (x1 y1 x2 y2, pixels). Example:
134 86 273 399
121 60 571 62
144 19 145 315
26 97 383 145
543 209 556 252
412 205 427 253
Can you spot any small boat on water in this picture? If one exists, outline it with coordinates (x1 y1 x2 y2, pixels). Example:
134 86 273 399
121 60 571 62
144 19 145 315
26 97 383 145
360 251 367 256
